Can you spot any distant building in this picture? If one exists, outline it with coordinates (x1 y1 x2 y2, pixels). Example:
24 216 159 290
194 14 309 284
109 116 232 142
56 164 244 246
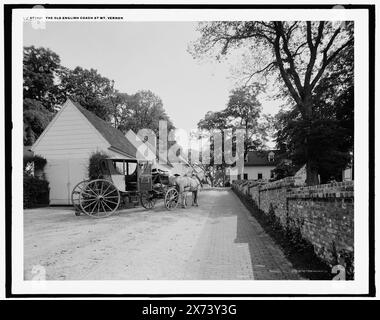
239 150 278 181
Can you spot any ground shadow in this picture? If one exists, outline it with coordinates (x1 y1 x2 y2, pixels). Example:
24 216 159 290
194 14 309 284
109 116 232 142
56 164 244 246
233 191 331 280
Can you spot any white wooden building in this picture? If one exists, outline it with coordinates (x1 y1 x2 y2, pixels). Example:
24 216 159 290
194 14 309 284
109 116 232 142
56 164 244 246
240 150 277 181
31 99 137 205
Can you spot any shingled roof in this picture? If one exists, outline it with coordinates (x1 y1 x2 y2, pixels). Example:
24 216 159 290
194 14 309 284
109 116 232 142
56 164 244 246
244 150 278 167
71 100 137 158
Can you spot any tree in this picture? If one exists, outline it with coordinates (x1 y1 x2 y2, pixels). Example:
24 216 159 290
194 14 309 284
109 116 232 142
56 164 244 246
23 46 61 145
58 66 115 120
196 84 273 185
114 90 175 135
190 21 354 185
275 85 353 183
105 91 129 129
196 110 231 186
23 98 52 145
23 46 62 111
22 46 177 149
275 40 354 183
225 85 271 155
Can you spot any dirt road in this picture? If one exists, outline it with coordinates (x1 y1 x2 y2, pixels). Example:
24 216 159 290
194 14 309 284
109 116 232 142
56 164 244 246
24 189 299 280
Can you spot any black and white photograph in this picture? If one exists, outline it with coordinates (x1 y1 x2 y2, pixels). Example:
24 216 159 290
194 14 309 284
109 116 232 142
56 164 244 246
1 1 376 299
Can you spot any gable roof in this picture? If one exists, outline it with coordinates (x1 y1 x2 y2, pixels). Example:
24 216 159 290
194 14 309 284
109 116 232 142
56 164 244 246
71 100 137 158
245 150 278 167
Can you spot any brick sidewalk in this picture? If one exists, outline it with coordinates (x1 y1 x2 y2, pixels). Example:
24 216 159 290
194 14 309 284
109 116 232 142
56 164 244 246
186 190 301 280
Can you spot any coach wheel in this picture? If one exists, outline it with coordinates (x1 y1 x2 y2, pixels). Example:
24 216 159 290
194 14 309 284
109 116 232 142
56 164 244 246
79 179 120 218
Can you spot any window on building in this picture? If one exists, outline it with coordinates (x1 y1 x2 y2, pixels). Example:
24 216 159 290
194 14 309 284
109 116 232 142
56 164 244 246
258 173 263 180
243 173 248 180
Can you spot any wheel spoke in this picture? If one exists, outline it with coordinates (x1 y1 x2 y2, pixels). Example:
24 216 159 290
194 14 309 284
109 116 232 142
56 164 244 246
100 201 107 213
103 199 119 205
102 201 113 212
90 201 98 215
86 186 99 197
96 201 102 215
82 194 96 200
83 200 97 210
94 183 101 195
101 183 111 196
103 189 117 197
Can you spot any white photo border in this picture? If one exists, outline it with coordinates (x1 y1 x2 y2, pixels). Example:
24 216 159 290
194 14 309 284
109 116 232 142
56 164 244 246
8 5 373 296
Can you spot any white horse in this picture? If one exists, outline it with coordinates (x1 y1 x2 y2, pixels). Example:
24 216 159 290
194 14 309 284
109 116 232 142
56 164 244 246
169 171 204 208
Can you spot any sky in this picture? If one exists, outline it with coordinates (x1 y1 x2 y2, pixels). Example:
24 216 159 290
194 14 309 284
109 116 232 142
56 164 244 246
23 21 282 137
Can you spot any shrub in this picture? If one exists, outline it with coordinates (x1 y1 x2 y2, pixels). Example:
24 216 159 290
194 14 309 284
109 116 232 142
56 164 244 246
23 154 47 176
88 151 109 179
24 176 49 208
285 216 313 252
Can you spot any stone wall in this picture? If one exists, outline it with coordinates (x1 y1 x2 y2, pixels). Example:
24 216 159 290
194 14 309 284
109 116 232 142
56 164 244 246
232 178 354 265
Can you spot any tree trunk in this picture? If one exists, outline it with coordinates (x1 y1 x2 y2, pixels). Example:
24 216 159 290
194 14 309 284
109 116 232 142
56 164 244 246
303 99 319 186
305 159 319 186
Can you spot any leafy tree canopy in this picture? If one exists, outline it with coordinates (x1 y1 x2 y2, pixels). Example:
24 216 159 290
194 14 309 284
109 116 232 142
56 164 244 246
23 46 175 146
58 66 115 120
23 46 62 111
109 90 175 135
190 21 354 185
23 98 53 145
275 44 354 182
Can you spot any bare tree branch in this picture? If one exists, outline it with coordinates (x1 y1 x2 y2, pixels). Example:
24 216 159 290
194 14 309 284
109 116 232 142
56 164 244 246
243 61 277 86
276 22 304 95
293 41 308 57
273 30 303 110
310 37 353 89
306 22 314 51
287 21 298 38
304 21 325 89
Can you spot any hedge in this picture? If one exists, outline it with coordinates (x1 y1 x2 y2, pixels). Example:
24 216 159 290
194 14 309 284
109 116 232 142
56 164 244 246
88 151 109 179
23 154 47 172
24 176 50 208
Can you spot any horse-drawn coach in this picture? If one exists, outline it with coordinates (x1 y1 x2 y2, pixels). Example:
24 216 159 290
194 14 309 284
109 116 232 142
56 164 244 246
71 157 182 218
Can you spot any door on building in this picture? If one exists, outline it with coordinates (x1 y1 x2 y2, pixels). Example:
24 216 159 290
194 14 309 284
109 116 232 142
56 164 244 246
257 173 263 180
45 158 87 205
